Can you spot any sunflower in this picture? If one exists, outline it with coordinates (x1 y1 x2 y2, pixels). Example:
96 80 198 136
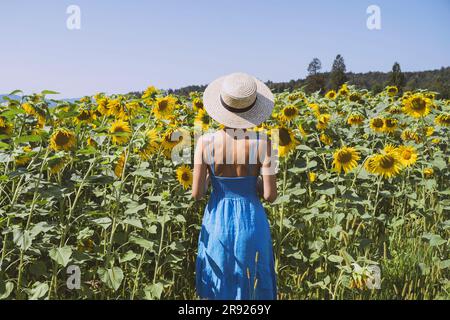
402 94 432 118
15 146 33 167
280 105 298 122
348 92 361 103
176 165 193 190
423 126 434 137
50 128 76 151
142 86 158 100
386 86 398 97
369 117 385 133
397 145 417 168
137 129 159 160
401 129 420 143
319 133 333 146
338 84 349 97
435 113 450 127
114 151 127 178
423 167 434 179
109 119 131 145
87 137 97 148
288 92 304 102
96 97 110 116
275 126 296 158
365 149 403 179
316 113 331 131
194 109 211 130
153 96 176 120
388 105 403 114
308 172 316 183
48 157 68 175
325 90 337 100
0 117 13 136
192 97 204 112
108 98 126 119
332 146 360 174
299 123 313 137
347 114 364 126
75 109 93 124
161 128 186 152
383 118 398 134
22 102 37 116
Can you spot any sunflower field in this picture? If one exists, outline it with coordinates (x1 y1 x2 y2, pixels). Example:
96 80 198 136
0 84 449 300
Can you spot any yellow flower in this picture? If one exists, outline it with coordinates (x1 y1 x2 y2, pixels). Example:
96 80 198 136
48 157 68 175
114 151 127 178
97 97 110 116
347 114 364 126
369 117 385 133
319 133 333 146
192 97 204 112
383 118 398 134
0 117 13 136
176 165 193 189
401 129 420 143
153 96 176 120
348 92 361 103
87 137 97 148
50 128 77 151
142 86 158 100
435 113 450 127
423 167 434 179
279 105 298 122
365 148 403 179
109 119 131 145
402 94 431 118
194 109 211 130
338 84 349 96
75 109 93 124
15 146 33 167
275 126 296 158
22 102 37 116
397 145 417 168
325 90 337 100
332 146 360 174
308 172 316 183
316 114 331 131
386 86 398 96
138 129 159 160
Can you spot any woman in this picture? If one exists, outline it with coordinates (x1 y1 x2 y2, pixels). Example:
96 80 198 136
192 72 278 300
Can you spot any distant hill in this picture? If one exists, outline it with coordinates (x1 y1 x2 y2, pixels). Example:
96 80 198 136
168 67 450 99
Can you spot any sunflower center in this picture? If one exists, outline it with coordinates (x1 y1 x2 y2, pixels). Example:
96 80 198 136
379 155 395 169
55 132 70 146
385 119 396 128
337 151 353 164
194 101 203 109
411 97 426 111
181 173 190 181
284 108 296 117
402 150 411 160
158 100 168 111
373 118 384 128
278 128 291 146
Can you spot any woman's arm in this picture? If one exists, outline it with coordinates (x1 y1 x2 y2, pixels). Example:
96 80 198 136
192 136 209 200
259 136 277 203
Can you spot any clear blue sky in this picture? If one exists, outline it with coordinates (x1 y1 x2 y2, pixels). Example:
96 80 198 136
0 0 449 98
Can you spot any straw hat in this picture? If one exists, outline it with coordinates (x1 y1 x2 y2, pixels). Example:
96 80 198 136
203 72 274 129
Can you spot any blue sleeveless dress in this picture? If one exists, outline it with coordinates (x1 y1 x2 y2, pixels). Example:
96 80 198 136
195 135 277 300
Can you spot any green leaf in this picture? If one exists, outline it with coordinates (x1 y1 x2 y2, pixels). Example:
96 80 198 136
122 217 143 229
143 283 164 300
423 233 446 247
97 267 124 291
124 203 146 215
49 246 73 267
129 235 154 251
15 135 42 144
13 229 32 251
0 281 14 300
27 282 49 300
272 194 290 205
328 255 344 263
119 250 139 263
92 217 112 230
41 90 60 95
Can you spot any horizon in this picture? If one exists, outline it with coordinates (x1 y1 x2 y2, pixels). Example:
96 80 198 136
0 0 449 98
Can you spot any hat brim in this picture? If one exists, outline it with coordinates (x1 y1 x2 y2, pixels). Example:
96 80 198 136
203 75 274 129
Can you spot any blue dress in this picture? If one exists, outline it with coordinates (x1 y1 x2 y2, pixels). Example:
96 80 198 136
195 135 277 300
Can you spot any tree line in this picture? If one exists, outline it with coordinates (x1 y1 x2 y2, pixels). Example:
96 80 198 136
149 55 450 99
